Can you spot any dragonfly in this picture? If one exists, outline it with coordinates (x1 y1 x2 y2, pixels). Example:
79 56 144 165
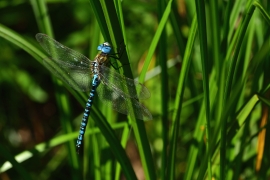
36 33 152 153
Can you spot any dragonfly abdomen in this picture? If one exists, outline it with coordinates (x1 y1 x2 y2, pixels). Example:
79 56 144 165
76 74 100 153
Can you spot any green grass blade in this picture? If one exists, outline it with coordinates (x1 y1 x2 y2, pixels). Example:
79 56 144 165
0 24 45 63
168 15 197 179
194 0 212 178
157 0 169 178
0 122 127 172
87 2 138 179
131 1 173 179
253 1 270 25
91 1 158 179
138 0 172 84
184 69 218 180
31 0 79 171
221 3 255 178
0 144 32 180
30 0 53 37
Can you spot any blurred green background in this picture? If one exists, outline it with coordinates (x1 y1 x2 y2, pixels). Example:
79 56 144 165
1 0 270 179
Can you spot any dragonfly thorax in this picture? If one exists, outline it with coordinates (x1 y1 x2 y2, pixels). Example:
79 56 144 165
91 54 109 76
92 61 100 75
94 53 109 65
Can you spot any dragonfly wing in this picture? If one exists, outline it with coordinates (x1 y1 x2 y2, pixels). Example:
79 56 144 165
36 33 91 68
43 58 92 91
96 83 152 121
99 65 150 99
36 33 93 91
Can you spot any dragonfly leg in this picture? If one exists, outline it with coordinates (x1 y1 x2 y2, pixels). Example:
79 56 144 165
109 41 126 60
108 41 129 70
110 61 131 70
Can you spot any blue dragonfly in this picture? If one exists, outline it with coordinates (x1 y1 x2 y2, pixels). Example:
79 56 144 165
36 33 152 153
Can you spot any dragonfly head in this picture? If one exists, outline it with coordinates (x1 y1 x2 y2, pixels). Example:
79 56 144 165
97 42 111 54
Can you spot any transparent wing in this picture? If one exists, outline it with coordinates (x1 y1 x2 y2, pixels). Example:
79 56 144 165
96 83 152 121
43 58 92 91
99 65 150 99
36 33 93 91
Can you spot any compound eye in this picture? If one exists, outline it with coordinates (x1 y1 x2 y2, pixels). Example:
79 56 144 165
102 46 111 54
